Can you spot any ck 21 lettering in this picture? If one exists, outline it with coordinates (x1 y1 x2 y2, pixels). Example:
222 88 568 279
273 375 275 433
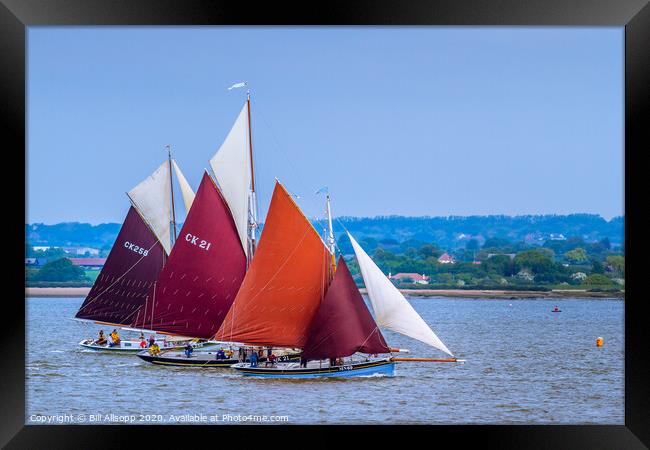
185 233 212 251
124 241 149 256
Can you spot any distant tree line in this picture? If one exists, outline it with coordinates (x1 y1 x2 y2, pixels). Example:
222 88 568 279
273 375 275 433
26 258 89 283
27 214 623 250
341 233 624 290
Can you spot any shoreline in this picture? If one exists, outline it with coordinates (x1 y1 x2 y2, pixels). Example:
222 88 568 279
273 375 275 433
26 287 623 299
363 288 624 299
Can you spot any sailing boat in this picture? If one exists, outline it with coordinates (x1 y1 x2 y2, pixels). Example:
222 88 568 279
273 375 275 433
135 94 301 367
133 171 249 366
75 156 199 352
225 184 458 378
214 181 331 347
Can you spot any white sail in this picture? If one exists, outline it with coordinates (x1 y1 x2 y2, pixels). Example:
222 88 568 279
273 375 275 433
348 232 453 356
127 161 172 254
171 159 195 214
209 103 251 255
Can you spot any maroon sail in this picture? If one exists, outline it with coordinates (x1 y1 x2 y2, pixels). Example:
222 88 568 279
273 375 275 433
131 172 246 338
302 257 390 359
74 206 166 325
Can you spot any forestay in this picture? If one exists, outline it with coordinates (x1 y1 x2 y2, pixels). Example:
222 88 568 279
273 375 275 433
348 232 453 356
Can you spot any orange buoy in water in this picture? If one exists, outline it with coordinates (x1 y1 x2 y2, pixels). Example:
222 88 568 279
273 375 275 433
596 337 604 347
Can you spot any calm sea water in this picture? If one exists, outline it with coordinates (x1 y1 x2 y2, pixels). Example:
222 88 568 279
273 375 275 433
25 296 624 425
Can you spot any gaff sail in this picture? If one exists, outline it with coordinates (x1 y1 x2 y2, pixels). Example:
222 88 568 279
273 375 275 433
302 257 390 360
130 172 246 339
209 103 251 257
74 206 166 325
214 181 330 348
171 159 195 213
127 161 173 254
348 232 453 356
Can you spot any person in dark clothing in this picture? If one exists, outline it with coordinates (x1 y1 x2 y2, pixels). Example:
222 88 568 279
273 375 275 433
238 347 245 362
95 330 107 346
300 357 308 368
250 351 258 368
184 343 194 358
265 353 277 367
148 335 156 348
329 358 336 367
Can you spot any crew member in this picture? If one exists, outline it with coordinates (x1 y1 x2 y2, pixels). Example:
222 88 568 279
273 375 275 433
265 353 277 367
95 330 107 346
110 329 120 346
149 342 161 356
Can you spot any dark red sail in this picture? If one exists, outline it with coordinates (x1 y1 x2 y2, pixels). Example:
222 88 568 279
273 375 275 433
302 257 390 359
75 206 166 325
131 172 246 338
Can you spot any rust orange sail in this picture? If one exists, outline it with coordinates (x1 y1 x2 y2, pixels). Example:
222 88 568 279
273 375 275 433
214 181 331 348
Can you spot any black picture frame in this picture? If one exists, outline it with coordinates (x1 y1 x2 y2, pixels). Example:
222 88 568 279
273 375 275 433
3 0 647 447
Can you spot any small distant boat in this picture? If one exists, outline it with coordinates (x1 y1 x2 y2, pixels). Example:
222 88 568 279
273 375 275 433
552 306 562 313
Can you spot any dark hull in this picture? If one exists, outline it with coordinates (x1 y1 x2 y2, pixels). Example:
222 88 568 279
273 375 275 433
137 353 237 367
136 351 301 368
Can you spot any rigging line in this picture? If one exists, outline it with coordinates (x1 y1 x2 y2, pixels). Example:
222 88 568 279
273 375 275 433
77 240 160 313
356 326 387 355
254 102 323 221
321 216 353 256
250 108 330 248
150 281 156 334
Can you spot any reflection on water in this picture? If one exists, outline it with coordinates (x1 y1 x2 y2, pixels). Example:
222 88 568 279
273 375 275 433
26 296 624 424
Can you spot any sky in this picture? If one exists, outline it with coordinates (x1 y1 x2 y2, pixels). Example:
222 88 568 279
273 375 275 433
27 27 624 225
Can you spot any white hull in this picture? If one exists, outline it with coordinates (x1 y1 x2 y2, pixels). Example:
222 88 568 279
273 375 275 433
79 339 220 353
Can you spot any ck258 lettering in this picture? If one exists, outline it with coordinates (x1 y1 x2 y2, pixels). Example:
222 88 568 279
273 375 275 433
124 241 149 256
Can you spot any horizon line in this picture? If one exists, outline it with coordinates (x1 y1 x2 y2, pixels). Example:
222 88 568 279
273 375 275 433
25 212 625 227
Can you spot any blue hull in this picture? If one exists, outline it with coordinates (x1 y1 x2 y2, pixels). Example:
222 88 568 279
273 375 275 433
235 361 395 379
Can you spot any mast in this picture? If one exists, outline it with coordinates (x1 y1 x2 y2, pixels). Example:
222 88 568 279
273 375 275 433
326 193 336 275
166 144 177 248
246 91 258 263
